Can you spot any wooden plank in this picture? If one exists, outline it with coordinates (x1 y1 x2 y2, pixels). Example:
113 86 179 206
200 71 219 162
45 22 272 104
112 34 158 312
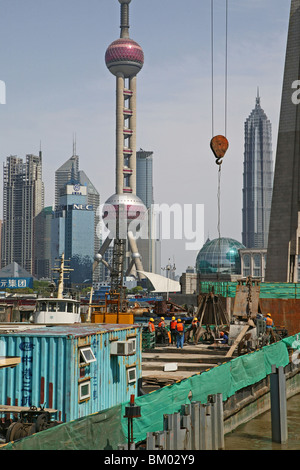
0 405 57 413
225 325 250 358
0 357 21 368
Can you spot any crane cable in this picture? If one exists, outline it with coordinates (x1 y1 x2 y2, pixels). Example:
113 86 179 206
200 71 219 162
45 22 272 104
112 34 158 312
211 0 229 275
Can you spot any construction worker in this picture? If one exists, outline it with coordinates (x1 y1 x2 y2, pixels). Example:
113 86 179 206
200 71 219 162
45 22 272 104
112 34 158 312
176 318 185 349
191 317 199 343
220 331 228 344
157 317 168 344
148 318 155 333
265 313 274 329
170 316 177 345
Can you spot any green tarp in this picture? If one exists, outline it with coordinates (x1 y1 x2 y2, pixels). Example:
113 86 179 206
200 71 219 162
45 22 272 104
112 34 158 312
2 404 126 450
200 281 300 299
122 338 290 443
2 333 297 450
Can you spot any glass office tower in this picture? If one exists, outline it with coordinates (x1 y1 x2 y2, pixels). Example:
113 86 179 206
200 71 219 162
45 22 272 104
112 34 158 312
242 92 273 249
51 182 94 285
136 149 161 274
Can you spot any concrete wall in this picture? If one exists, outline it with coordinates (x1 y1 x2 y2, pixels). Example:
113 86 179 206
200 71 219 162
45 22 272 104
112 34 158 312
168 293 198 309
224 361 300 434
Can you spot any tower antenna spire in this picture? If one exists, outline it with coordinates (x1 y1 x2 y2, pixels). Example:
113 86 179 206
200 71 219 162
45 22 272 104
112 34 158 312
119 0 131 39
72 133 77 157
256 86 260 105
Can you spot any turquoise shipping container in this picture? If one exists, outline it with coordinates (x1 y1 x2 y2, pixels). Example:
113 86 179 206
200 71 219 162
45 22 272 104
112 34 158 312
0 323 142 423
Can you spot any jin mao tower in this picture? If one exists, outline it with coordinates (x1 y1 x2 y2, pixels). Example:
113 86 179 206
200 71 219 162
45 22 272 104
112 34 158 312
242 92 273 249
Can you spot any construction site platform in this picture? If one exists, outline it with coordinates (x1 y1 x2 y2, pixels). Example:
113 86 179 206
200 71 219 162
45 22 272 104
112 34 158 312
141 343 234 390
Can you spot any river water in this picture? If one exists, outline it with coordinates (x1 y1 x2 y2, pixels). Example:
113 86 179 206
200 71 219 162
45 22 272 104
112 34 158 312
224 393 300 450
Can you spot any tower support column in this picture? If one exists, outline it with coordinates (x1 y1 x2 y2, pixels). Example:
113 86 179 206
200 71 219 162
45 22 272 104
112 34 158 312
116 74 125 194
129 76 137 194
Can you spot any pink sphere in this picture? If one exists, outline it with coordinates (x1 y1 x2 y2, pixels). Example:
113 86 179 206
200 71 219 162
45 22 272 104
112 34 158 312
105 38 144 77
102 193 146 239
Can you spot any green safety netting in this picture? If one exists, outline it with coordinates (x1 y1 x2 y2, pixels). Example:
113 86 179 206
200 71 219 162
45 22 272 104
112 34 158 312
1 403 126 450
199 281 300 299
1 333 297 450
123 338 290 443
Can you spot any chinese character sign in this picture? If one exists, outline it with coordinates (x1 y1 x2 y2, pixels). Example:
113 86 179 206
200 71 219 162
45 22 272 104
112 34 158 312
0 277 33 289
19 341 35 407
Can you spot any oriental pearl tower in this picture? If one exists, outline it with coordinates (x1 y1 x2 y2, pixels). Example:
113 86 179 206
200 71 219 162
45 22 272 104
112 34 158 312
92 0 146 304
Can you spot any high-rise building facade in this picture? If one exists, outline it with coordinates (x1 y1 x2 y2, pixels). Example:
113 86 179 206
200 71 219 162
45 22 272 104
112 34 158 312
55 154 79 207
136 149 161 274
136 150 154 208
242 92 273 249
266 0 300 282
1 153 44 274
51 182 94 285
55 151 100 281
34 206 53 279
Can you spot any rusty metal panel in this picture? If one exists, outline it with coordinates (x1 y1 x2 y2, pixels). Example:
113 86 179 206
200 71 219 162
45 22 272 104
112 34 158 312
233 285 260 318
259 299 300 336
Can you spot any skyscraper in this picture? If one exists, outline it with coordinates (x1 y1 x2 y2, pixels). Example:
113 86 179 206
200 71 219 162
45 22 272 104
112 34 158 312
55 149 100 282
51 182 94 285
1 153 44 274
55 153 79 207
78 170 101 281
266 0 300 282
34 206 53 279
136 149 161 273
242 92 273 249
136 149 154 209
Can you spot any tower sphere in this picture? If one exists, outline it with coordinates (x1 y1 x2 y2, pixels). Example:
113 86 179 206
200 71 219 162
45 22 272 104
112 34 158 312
105 38 144 78
103 193 146 224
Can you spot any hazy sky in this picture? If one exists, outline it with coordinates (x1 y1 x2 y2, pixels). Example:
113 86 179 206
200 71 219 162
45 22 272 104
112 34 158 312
0 0 291 275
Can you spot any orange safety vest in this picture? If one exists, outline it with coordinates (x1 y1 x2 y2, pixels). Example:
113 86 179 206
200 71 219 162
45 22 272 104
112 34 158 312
266 317 273 327
176 322 184 332
158 321 165 328
192 320 198 327
148 322 155 332
167 331 171 343
170 320 177 330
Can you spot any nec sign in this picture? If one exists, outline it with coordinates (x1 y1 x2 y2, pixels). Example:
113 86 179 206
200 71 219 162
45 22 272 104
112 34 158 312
72 204 93 211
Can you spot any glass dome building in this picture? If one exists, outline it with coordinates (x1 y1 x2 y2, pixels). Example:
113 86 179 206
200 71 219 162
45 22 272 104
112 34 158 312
196 238 245 275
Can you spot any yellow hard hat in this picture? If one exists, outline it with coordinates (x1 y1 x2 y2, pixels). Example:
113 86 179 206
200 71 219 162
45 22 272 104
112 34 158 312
172 316 175 320
161 317 165 320
150 318 154 322
177 319 182 322
193 317 197 321
267 313 271 317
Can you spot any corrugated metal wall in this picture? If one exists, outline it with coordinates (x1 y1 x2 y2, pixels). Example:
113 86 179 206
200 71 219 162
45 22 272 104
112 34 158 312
0 324 142 423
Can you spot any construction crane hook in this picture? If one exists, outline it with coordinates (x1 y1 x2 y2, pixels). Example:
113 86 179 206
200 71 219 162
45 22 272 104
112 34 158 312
210 135 229 166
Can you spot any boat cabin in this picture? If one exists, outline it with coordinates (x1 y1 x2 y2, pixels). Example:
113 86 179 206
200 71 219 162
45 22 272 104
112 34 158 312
32 298 81 324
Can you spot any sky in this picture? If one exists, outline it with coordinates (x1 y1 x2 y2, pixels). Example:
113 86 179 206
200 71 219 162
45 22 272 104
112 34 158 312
0 0 291 276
